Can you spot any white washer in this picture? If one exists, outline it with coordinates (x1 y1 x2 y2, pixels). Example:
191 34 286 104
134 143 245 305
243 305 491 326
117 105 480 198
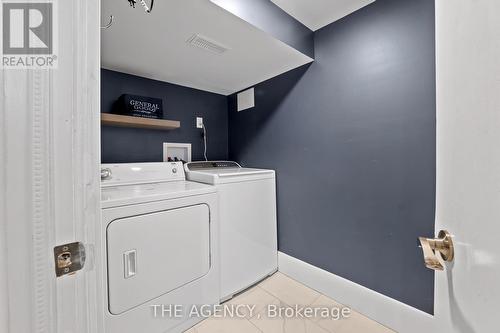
184 161 278 301
98 162 219 333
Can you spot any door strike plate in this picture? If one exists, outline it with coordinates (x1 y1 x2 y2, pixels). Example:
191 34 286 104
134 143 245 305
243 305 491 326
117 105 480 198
53 242 86 277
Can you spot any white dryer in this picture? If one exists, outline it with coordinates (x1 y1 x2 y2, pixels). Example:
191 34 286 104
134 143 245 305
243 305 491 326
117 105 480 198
98 162 219 333
184 161 278 301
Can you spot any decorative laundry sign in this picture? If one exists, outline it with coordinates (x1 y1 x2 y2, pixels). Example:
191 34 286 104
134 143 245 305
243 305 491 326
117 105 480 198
116 94 163 119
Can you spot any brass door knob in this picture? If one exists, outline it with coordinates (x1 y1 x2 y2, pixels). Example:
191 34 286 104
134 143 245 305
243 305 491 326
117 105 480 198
418 230 454 271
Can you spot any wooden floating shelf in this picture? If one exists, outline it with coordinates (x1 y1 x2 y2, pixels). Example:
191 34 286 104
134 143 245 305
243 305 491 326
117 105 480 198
101 113 181 130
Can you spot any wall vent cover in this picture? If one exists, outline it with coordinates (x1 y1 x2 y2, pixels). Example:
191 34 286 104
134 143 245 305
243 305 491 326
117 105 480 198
186 34 229 54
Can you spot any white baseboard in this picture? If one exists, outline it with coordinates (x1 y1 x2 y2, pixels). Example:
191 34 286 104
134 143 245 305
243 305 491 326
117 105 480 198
278 252 435 333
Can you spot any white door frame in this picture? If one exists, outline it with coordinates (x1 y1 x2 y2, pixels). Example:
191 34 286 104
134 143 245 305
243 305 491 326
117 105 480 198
0 0 100 332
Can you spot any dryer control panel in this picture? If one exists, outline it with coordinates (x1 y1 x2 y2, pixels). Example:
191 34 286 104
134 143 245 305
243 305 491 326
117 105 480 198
101 162 185 187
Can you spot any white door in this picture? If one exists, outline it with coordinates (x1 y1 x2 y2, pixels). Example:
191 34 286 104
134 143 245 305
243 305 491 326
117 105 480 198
433 0 500 331
0 0 100 332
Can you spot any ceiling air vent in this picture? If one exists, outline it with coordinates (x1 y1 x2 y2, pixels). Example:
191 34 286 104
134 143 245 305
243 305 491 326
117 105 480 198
186 34 229 55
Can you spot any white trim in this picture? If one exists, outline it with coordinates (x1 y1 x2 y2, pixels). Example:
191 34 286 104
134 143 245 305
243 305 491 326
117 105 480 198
30 62 53 333
278 252 435 333
0 48 8 333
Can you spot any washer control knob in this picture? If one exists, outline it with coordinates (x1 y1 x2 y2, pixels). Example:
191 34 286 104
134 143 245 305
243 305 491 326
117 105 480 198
172 168 177 174
101 168 112 180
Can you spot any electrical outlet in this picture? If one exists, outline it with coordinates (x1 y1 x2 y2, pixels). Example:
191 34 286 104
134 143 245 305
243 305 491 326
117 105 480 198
196 117 203 129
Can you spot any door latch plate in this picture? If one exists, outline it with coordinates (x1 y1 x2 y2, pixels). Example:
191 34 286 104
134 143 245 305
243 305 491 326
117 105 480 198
53 242 86 277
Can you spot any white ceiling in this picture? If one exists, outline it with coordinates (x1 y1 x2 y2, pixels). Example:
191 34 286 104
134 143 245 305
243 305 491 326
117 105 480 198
101 0 313 96
271 0 375 31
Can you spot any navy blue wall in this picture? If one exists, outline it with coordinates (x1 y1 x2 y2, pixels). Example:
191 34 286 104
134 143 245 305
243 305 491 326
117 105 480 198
101 69 228 163
212 0 314 58
228 0 436 313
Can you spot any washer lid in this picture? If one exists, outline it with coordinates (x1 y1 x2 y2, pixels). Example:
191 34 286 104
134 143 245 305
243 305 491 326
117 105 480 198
101 181 215 208
194 167 274 177
185 161 275 185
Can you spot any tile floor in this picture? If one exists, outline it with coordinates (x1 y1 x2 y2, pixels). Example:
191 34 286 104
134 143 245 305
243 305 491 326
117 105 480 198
185 272 395 333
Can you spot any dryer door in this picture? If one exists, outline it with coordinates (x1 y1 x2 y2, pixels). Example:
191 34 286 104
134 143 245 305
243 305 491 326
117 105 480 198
107 204 211 314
